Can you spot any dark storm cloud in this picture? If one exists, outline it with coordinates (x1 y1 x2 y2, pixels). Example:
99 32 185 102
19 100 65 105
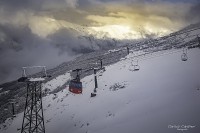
0 0 43 12
186 3 200 22
46 9 91 26
0 0 93 84
48 29 94 55
0 0 200 84
0 24 46 83
0 23 94 84
0 0 198 28
0 0 77 10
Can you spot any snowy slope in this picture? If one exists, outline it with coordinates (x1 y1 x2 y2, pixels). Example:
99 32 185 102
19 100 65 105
1 47 200 133
42 72 71 92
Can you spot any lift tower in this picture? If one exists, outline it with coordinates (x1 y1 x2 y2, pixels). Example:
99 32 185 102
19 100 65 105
18 66 48 133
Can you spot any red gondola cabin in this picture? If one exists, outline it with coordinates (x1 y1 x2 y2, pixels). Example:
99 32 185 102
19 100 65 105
69 79 82 94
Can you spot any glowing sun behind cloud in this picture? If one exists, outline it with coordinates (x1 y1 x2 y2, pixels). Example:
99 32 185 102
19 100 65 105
90 25 141 39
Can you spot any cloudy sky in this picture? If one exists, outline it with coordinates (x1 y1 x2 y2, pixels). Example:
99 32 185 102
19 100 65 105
0 0 200 39
0 0 200 84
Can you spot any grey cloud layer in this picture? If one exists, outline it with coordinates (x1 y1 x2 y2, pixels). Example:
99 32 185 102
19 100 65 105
0 0 200 84
0 23 94 84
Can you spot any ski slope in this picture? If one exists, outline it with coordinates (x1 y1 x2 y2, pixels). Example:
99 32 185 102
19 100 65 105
1 48 200 133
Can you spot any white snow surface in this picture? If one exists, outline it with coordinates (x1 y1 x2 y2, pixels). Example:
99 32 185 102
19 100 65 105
1 48 200 133
29 77 45 82
42 72 70 92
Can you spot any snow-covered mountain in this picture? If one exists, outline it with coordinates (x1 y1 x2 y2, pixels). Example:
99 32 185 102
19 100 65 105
0 22 200 133
1 47 200 133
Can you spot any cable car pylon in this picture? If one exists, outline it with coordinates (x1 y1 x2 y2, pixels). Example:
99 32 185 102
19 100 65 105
18 66 49 133
91 67 105 97
126 46 129 55
9 99 16 117
91 68 98 97
181 48 188 61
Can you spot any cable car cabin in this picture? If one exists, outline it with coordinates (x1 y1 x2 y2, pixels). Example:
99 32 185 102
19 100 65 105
181 53 188 61
69 80 82 94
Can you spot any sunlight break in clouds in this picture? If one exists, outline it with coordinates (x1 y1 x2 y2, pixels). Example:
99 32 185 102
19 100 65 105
90 25 141 39
85 2 192 39
0 0 195 39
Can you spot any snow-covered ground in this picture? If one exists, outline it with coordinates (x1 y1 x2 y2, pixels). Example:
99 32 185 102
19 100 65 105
1 48 200 133
42 72 71 92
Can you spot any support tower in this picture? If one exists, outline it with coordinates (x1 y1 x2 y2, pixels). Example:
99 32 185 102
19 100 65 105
19 66 48 133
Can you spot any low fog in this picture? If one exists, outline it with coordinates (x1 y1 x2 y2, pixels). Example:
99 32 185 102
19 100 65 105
0 24 94 84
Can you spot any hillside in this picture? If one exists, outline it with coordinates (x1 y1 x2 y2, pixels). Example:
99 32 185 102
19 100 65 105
1 46 200 133
0 23 200 133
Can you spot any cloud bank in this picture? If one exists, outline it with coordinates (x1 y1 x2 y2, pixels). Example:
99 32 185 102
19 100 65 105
0 0 199 84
